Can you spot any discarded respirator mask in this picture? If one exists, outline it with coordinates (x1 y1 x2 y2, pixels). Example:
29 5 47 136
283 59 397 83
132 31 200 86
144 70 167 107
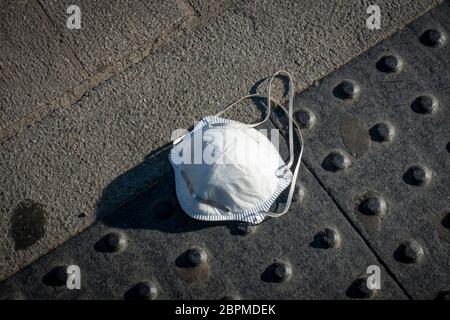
169 70 304 224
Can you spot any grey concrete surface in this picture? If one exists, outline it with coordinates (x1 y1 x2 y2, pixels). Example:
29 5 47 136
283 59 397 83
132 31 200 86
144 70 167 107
38 0 191 75
293 2 450 298
0 165 407 299
0 0 234 143
0 0 84 132
188 0 232 16
0 0 443 281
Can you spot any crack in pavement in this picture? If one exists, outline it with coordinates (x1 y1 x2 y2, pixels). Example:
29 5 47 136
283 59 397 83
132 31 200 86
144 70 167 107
0 0 234 144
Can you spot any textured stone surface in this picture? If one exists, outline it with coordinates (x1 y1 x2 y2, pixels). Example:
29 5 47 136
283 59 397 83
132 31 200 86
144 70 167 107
0 0 84 131
0 165 407 299
188 0 232 16
0 0 442 281
38 0 191 75
293 1 450 299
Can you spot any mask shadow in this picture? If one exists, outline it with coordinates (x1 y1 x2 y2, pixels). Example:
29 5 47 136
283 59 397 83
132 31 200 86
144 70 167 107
95 141 228 233
95 75 295 234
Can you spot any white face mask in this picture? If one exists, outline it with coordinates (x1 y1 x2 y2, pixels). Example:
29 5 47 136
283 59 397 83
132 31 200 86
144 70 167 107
169 71 304 224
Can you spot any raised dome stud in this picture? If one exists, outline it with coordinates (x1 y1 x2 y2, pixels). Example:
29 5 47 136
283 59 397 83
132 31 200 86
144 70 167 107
330 152 350 170
353 276 376 299
396 240 424 264
124 281 158 300
235 222 257 236
411 165 431 186
186 247 207 267
359 195 387 216
323 150 351 172
54 265 69 285
104 232 127 252
333 80 361 100
404 165 432 186
370 122 396 142
376 55 403 73
272 261 292 283
136 281 158 300
411 95 438 114
420 29 447 47
43 265 68 287
294 108 316 129
318 228 341 249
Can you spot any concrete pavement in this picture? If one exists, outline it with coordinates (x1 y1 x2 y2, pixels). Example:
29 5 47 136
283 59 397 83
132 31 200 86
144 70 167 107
0 0 443 281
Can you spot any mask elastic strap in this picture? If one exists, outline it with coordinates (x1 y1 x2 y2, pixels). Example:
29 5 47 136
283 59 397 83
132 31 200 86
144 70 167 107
216 71 295 167
264 102 304 218
214 93 272 128
264 71 303 217
215 70 303 219
267 70 295 169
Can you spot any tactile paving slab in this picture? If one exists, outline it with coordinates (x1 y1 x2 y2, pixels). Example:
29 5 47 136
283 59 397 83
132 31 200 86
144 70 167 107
0 160 406 299
293 1 450 299
0 113 406 299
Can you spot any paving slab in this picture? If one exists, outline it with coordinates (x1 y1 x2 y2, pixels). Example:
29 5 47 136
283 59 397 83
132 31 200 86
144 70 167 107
0 0 228 142
0 161 408 299
0 0 442 281
292 1 450 299
38 0 194 75
0 0 84 132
